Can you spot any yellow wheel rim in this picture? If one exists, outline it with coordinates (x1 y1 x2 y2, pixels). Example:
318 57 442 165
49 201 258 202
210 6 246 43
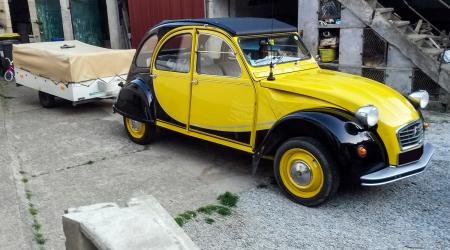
279 148 324 199
125 118 146 139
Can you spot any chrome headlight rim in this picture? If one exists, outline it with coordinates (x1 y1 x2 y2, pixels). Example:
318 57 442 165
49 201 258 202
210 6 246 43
355 105 379 127
408 90 429 109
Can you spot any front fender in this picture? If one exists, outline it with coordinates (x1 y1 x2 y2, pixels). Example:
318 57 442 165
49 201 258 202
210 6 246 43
113 78 155 123
256 109 388 177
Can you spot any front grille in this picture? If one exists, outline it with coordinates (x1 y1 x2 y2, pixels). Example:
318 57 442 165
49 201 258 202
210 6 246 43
397 120 424 151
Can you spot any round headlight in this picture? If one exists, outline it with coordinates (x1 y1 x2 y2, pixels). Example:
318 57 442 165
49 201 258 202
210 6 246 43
408 90 429 109
356 105 379 127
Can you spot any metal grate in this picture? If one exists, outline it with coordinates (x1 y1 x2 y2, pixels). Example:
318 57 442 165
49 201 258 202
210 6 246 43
397 120 424 151
363 28 388 67
362 68 385 83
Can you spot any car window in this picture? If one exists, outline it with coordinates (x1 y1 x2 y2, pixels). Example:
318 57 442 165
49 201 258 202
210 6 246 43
155 33 192 73
196 34 241 78
136 35 158 68
239 34 310 67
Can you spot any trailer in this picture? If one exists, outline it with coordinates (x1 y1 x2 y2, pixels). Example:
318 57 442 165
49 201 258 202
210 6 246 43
13 40 135 107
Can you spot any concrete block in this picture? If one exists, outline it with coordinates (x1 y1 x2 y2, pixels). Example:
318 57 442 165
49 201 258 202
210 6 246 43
63 196 199 250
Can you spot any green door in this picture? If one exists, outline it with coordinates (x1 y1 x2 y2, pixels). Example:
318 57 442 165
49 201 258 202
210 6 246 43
71 0 103 46
35 0 64 41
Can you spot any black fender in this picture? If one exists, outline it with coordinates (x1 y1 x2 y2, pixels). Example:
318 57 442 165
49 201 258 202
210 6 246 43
253 108 388 178
113 78 155 123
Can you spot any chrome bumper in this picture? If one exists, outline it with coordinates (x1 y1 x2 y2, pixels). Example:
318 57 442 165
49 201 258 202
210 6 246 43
360 143 434 186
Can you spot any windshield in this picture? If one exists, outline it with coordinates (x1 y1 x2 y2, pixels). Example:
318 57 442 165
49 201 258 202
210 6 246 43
239 34 310 67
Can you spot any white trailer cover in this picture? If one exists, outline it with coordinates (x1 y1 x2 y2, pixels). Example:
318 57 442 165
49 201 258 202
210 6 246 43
13 40 135 83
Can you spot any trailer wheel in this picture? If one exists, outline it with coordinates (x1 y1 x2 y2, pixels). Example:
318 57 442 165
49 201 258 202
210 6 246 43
124 117 155 145
38 91 56 108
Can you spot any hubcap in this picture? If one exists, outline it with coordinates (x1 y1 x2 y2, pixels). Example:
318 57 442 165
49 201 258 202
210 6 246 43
279 148 324 199
290 160 312 186
131 120 141 131
125 118 146 139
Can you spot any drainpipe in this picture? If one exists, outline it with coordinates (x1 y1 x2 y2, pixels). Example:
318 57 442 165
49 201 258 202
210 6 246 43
60 0 74 40
106 0 122 49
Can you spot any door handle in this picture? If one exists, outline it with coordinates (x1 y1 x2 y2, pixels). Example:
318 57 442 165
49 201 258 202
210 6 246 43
191 79 199 85
150 74 157 79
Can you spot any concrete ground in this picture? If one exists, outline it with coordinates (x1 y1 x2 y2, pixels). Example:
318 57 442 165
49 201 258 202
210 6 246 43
1 80 449 249
0 81 265 249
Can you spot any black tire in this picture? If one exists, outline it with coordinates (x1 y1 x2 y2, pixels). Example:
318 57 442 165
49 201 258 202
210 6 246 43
38 91 56 108
123 116 155 145
274 137 340 207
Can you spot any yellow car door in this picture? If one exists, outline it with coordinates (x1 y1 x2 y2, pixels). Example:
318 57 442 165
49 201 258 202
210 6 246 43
189 30 255 146
152 30 194 127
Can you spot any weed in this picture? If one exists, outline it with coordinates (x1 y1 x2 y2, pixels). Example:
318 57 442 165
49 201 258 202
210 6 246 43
217 192 239 207
84 160 95 165
29 207 38 216
197 205 219 215
216 206 231 216
25 190 33 200
21 177 28 183
34 232 46 245
19 170 26 174
205 218 215 224
180 210 196 220
175 191 239 227
175 217 184 227
32 222 42 230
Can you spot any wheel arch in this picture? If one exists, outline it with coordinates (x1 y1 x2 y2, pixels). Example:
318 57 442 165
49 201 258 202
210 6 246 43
113 78 155 123
255 109 387 173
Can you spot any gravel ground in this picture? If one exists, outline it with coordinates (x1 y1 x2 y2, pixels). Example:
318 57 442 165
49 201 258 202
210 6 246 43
183 111 450 249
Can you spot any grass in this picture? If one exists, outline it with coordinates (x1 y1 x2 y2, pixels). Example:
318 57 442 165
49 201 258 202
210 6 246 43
175 217 185 227
32 221 42 230
175 210 198 226
34 232 46 245
25 190 33 199
23 187 46 248
29 207 38 216
217 192 239 207
216 206 231 216
197 205 231 216
205 218 215 224
174 192 239 227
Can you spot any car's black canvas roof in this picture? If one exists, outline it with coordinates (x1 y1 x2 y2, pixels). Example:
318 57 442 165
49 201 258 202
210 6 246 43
158 18 297 36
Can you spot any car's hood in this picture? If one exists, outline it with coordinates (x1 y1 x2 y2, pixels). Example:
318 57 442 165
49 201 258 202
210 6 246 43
260 68 419 128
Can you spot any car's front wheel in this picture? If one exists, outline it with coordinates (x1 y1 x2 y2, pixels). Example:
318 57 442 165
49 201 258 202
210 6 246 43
123 117 155 145
274 137 340 206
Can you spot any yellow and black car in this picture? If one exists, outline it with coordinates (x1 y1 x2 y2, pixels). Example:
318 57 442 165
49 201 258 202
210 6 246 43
113 18 434 206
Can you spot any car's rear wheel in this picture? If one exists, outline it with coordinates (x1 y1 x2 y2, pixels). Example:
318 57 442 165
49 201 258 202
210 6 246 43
38 91 56 108
274 137 340 206
123 117 155 145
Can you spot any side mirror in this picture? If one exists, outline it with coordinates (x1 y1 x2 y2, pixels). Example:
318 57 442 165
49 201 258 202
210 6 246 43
440 49 450 64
